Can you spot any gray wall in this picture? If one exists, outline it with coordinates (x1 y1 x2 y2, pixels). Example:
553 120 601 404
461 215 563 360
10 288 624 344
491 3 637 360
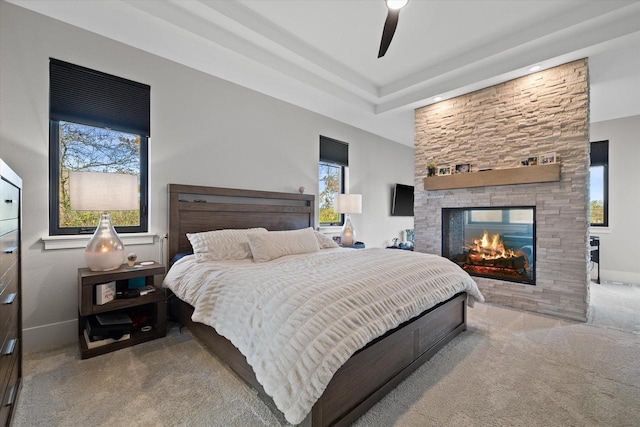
590 115 640 284
0 1 414 351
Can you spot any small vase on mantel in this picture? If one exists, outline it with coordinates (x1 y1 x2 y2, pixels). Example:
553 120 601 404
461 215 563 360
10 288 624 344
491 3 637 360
426 163 437 177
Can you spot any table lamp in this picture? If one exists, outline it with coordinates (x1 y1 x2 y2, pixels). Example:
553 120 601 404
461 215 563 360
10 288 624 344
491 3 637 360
334 194 362 246
69 171 138 271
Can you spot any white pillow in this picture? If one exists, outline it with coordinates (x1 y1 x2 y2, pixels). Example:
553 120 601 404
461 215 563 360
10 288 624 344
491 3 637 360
186 228 268 262
314 230 339 249
247 227 320 262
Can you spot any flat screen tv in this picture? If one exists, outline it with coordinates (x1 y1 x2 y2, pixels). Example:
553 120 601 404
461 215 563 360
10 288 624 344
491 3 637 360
391 184 414 216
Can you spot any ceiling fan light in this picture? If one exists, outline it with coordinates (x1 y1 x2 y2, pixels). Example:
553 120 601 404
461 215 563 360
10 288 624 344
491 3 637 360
386 0 408 10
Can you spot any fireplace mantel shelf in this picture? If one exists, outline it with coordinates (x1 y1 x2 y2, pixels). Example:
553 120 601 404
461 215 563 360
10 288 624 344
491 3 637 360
423 163 560 191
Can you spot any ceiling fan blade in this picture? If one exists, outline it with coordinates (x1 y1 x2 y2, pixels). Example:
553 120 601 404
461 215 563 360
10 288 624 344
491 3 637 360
378 9 400 58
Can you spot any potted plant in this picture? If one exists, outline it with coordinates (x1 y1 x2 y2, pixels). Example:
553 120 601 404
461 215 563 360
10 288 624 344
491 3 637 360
426 162 437 177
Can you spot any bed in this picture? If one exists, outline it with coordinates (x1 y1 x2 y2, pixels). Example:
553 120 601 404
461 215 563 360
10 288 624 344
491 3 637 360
165 184 483 426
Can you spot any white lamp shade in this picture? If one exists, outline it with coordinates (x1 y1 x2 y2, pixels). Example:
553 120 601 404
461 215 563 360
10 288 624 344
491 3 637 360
69 171 138 211
334 194 362 214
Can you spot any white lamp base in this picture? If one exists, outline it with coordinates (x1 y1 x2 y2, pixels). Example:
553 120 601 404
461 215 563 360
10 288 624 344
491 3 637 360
341 214 356 246
85 213 125 271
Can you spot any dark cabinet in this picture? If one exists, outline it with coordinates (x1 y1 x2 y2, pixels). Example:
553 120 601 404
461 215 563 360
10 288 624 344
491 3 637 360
0 160 22 426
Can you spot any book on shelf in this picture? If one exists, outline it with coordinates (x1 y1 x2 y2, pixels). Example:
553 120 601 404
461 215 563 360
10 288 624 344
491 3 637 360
87 315 131 342
95 312 133 326
83 329 130 349
138 285 156 296
95 281 116 305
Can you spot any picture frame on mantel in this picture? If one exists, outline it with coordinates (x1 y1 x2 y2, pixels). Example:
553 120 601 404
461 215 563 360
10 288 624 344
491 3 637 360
454 163 470 174
540 152 557 164
438 165 451 176
520 155 538 166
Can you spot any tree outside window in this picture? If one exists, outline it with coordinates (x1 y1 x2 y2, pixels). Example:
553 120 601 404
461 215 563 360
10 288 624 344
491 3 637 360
57 121 141 230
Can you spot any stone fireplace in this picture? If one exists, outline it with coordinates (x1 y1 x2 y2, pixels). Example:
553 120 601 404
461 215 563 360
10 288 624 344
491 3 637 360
414 59 590 322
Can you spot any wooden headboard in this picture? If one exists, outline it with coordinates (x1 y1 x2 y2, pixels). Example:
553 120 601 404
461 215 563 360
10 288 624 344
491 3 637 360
167 184 315 265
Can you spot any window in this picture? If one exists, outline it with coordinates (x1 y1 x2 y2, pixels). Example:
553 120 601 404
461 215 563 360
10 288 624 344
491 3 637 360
469 210 502 223
319 136 348 226
469 209 533 224
49 59 150 235
590 140 609 227
319 162 344 225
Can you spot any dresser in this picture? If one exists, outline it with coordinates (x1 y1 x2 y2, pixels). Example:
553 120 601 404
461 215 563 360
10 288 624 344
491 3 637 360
0 160 21 426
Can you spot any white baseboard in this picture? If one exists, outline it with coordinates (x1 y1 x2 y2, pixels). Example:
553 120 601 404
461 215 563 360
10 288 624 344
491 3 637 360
23 319 77 353
599 269 640 285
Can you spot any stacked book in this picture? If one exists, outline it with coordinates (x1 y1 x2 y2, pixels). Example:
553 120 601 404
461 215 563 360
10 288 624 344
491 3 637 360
84 313 133 349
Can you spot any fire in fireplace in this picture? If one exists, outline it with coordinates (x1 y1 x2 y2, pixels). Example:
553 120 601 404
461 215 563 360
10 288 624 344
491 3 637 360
442 207 535 285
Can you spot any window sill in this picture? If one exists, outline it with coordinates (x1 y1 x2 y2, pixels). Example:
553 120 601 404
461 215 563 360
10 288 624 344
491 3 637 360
590 227 612 235
318 226 343 234
42 233 156 250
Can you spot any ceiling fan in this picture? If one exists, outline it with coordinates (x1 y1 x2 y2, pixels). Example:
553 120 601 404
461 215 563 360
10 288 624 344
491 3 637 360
378 0 409 58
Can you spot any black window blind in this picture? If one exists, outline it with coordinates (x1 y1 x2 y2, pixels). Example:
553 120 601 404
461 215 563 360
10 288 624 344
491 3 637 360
49 58 150 137
320 135 349 167
590 140 608 165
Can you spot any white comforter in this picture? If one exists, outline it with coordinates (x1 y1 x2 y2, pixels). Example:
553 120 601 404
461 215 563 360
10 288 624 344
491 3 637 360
163 248 483 424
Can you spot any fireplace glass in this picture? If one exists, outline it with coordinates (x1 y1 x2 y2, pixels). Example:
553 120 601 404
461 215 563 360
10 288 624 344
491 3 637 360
442 207 535 285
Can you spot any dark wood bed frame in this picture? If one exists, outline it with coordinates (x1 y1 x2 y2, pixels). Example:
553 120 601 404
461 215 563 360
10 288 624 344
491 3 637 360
167 184 467 426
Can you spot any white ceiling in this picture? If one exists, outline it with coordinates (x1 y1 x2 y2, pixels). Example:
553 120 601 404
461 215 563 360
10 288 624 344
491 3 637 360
7 0 640 146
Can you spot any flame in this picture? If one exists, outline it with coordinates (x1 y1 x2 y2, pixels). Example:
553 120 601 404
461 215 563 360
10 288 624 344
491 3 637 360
471 231 515 260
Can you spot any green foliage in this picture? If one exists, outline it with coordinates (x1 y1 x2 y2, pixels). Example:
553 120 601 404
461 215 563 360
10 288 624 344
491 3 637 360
590 200 604 225
58 122 141 228
319 207 339 224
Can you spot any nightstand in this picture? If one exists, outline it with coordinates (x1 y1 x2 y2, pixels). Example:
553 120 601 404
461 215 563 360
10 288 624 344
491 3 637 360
78 262 166 359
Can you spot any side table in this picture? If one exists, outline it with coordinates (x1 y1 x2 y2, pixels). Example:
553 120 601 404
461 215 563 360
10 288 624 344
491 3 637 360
78 262 166 359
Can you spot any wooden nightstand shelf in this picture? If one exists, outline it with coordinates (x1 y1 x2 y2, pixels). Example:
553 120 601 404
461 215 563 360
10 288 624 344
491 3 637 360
78 262 166 359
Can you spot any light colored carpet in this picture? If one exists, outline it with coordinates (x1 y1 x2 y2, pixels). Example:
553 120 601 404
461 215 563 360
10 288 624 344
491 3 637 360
588 281 640 334
14 301 640 426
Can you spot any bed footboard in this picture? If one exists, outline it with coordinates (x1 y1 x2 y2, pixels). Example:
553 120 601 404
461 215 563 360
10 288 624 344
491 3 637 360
169 292 467 426
307 292 467 426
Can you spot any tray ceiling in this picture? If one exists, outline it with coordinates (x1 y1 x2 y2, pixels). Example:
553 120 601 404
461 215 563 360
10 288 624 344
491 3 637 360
7 0 640 146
